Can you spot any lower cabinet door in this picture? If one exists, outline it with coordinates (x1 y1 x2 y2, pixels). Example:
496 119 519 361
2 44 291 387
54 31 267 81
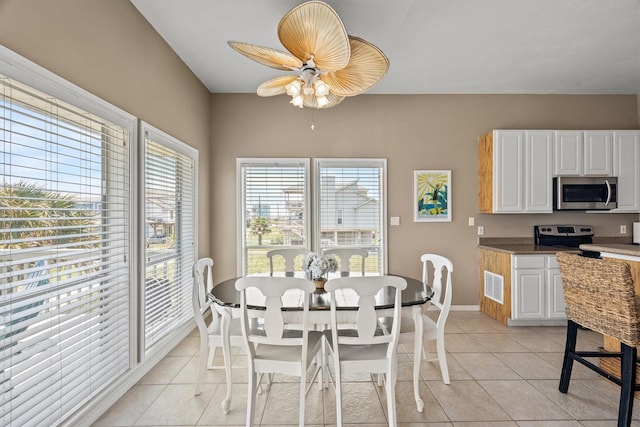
547 268 567 319
513 269 545 319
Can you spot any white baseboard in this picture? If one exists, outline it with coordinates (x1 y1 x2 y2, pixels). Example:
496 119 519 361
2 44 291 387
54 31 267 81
425 304 480 311
450 305 480 311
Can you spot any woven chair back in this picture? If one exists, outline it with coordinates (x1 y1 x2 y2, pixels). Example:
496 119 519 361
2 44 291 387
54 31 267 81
556 252 640 347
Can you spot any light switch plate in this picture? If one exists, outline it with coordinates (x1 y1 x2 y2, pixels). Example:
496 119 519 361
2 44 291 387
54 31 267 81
390 216 400 226
468 217 475 226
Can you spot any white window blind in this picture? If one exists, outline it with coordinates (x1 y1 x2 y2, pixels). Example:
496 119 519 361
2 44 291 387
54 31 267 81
0 76 131 426
237 159 309 276
143 124 197 351
315 159 386 275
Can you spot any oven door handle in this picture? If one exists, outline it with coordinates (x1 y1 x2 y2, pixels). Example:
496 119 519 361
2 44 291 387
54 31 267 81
604 179 611 206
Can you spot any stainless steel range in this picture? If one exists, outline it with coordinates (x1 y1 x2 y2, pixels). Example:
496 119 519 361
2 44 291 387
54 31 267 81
534 224 594 248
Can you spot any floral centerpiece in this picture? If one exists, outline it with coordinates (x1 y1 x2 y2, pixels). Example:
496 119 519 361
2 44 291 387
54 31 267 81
303 252 338 288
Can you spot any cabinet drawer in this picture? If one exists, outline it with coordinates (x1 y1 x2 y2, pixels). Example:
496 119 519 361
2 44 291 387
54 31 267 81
513 255 545 269
547 255 559 269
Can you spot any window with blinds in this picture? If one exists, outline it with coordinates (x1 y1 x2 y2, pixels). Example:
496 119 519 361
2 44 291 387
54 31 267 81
315 159 386 275
142 123 197 351
0 76 132 426
237 159 309 276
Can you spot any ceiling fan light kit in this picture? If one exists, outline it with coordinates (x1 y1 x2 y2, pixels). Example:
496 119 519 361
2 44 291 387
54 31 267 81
228 1 389 109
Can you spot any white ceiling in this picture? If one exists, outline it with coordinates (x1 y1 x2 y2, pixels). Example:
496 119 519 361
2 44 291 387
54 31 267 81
131 0 640 95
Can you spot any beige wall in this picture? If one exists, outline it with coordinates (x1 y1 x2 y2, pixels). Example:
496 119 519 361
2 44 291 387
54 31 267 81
1 0 638 305
211 94 639 304
0 0 212 256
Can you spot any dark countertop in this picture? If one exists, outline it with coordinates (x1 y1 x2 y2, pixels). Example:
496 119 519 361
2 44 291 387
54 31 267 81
477 243 578 255
579 243 640 258
478 237 579 255
479 237 634 256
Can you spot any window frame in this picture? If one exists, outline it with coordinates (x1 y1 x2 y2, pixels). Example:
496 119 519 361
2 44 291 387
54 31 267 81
313 158 388 274
0 45 203 426
0 45 138 425
236 158 310 276
139 121 198 355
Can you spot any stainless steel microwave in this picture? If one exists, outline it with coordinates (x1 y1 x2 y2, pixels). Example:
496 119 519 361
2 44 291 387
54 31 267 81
553 176 617 210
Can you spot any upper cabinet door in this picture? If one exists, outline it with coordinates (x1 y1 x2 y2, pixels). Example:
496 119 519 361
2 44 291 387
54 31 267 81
494 130 524 212
612 130 640 212
583 131 613 176
525 131 553 213
554 131 583 176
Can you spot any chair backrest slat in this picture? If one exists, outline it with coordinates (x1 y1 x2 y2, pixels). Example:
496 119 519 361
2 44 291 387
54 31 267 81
235 276 314 348
325 276 407 350
420 254 453 318
322 248 368 277
266 248 311 277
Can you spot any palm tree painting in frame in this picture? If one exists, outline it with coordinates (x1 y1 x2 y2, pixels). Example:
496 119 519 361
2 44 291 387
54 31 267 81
414 170 451 222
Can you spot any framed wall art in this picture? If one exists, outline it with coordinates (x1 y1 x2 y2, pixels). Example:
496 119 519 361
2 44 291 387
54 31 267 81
414 170 451 222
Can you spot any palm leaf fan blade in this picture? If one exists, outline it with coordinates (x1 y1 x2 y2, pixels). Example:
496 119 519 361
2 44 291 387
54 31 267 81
323 36 389 97
257 75 299 97
278 1 350 72
228 41 302 71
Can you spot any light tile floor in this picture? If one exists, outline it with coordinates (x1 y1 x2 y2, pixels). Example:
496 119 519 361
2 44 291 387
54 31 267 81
94 311 640 426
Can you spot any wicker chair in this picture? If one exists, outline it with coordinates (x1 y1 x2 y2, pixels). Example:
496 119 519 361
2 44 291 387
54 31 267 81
556 252 640 427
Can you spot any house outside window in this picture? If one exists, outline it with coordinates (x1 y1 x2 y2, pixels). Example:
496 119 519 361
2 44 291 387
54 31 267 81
315 158 387 275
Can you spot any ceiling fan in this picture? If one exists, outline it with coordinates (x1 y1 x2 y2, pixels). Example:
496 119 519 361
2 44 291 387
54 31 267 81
228 1 389 109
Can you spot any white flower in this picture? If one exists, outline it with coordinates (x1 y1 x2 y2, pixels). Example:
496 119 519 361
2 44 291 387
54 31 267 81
303 252 338 280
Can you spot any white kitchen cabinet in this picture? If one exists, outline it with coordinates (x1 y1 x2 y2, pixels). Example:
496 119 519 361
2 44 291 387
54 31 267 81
546 255 566 318
584 131 613 175
511 254 566 324
513 268 545 319
481 128 636 214
547 268 566 318
525 131 553 212
554 130 613 176
493 130 524 212
611 130 640 212
554 130 583 176
479 130 552 213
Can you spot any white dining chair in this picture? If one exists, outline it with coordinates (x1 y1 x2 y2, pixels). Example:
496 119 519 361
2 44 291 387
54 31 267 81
322 248 368 276
192 258 243 414
235 276 323 427
266 248 310 277
398 253 453 412
324 275 407 427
